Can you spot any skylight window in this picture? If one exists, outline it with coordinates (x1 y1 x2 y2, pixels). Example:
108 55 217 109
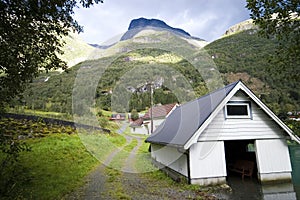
225 101 251 119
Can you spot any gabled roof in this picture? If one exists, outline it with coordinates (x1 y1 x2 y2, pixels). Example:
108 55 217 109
145 81 300 149
143 103 177 120
130 117 143 127
130 103 178 127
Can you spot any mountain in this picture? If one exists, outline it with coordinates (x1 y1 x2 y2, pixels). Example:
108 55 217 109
204 22 299 116
58 31 100 68
121 17 193 40
15 19 299 121
222 19 258 37
91 18 206 49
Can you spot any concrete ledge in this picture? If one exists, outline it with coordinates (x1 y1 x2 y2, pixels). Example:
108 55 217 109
190 177 226 186
258 172 292 184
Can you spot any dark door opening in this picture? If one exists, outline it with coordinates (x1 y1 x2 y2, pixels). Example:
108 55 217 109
224 140 258 180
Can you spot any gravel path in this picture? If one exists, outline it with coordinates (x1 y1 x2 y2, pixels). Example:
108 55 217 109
66 123 216 199
122 136 143 173
66 164 107 200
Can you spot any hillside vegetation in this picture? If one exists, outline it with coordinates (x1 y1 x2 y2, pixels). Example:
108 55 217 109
204 29 299 116
12 28 299 121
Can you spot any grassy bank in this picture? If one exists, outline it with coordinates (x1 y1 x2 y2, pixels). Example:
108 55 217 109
0 118 121 199
18 134 98 199
0 118 215 199
0 133 99 199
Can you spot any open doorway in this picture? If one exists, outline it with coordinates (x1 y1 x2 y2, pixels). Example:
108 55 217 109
224 140 258 180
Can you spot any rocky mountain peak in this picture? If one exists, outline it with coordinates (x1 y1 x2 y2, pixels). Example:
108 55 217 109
121 17 192 40
223 19 258 37
128 17 191 36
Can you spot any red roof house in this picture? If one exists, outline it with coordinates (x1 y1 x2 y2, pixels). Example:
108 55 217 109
130 103 178 134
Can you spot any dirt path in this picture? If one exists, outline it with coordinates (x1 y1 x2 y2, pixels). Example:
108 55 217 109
66 124 216 200
65 144 126 200
122 136 143 173
65 123 132 200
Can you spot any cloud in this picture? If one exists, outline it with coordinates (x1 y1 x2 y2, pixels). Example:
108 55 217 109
73 0 250 44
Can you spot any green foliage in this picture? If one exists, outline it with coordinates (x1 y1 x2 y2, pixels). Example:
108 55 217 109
0 132 30 197
0 118 99 199
98 116 109 129
9 23 300 134
0 0 103 108
286 120 300 137
246 0 300 82
10 108 73 121
204 29 300 115
16 48 205 113
130 109 139 121
246 0 300 44
79 131 126 163
16 134 97 199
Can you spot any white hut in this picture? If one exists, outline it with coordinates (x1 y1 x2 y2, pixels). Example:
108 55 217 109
146 81 300 185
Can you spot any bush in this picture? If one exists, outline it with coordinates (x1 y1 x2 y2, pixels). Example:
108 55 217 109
130 109 139 121
0 132 31 197
98 117 109 129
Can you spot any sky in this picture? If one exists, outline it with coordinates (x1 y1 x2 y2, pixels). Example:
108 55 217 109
73 0 251 45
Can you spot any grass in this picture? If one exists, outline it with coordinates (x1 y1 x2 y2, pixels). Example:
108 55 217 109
134 139 214 197
1 134 99 199
78 131 126 163
107 138 138 170
0 127 128 199
0 118 213 199
9 108 73 121
0 118 124 199
104 138 139 199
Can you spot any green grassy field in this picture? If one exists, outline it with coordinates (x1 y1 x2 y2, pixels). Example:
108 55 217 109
17 134 98 199
0 118 215 199
0 118 123 199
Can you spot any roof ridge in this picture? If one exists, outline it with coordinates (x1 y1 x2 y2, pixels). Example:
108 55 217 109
178 80 240 109
145 81 241 147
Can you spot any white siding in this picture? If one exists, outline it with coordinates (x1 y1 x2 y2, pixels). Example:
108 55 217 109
255 139 292 174
189 141 226 179
199 91 285 141
131 119 165 135
151 119 165 131
151 144 188 176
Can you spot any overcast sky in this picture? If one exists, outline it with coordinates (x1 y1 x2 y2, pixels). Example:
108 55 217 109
73 0 251 45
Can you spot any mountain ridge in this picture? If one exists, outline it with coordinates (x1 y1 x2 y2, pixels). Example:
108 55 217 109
121 17 204 41
19 20 300 125
91 17 255 49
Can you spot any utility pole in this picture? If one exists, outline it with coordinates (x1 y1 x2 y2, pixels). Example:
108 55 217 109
150 82 154 134
136 81 154 134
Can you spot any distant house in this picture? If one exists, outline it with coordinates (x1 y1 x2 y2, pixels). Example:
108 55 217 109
146 81 300 186
110 113 126 121
130 103 178 135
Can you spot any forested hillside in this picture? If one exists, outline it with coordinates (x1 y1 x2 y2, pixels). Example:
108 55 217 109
204 29 299 117
13 28 299 122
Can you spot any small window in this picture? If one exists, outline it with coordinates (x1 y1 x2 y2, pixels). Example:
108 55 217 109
225 102 251 119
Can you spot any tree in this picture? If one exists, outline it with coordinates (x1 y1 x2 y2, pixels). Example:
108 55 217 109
246 0 300 81
130 109 139 121
0 0 103 195
0 0 103 109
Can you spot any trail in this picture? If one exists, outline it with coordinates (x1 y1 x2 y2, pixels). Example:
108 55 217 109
66 122 208 200
122 135 143 173
65 122 131 200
